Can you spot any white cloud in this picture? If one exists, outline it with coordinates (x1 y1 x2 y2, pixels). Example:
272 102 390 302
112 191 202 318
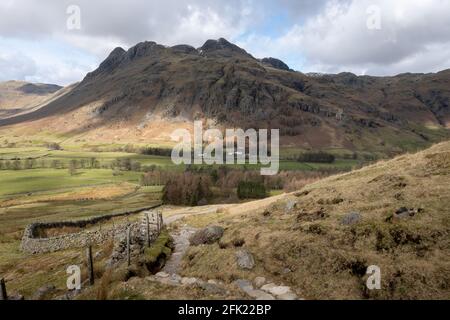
1 0 450 84
0 0 258 52
0 52 37 81
240 0 450 75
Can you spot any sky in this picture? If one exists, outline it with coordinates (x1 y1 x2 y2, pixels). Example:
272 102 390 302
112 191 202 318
1 0 450 85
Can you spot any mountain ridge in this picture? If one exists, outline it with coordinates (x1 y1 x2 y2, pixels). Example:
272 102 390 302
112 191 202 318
0 38 449 155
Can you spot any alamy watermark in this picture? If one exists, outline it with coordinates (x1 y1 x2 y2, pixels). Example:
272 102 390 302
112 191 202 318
366 5 382 30
171 121 279 175
366 265 381 290
66 5 81 30
66 265 81 290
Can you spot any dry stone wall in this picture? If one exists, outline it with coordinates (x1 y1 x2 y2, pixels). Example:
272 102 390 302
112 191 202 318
21 205 162 254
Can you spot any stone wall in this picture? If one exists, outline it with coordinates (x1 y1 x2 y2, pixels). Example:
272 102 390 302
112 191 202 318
21 205 162 254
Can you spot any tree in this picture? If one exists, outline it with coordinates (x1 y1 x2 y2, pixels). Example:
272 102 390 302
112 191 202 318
51 160 61 169
89 157 97 169
122 158 132 171
68 160 78 176
162 173 212 206
237 181 267 199
131 161 141 172
24 159 32 169
297 151 335 163
47 142 62 150
4 161 12 170
12 159 22 170
39 159 47 168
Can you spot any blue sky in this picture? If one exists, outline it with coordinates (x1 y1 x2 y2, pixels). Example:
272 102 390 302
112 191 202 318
1 0 450 85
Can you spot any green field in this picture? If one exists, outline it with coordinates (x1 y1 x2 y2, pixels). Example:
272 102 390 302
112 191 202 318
0 147 176 168
0 169 143 197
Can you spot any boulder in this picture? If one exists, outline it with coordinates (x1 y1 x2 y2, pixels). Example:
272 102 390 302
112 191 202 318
32 284 56 300
254 276 266 288
278 292 298 300
234 279 275 300
394 207 423 219
247 289 275 300
196 281 227 295
154 273 182 286
234 279 253 293
189 226 224 246
261 283 292 296
284 199 297 213
7 294 25 300
341 212 362 225
181 277 198 286
236 249 255 270
155 271 170 278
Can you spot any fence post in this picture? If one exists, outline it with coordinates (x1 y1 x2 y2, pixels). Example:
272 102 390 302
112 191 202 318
126 227 131 267
0 278 7 300
159 212 163 232
145 213 150 247
86 246 94 286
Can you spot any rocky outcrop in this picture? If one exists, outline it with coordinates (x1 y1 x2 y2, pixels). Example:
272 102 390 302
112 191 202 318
199 38 252 58
261 57 290 71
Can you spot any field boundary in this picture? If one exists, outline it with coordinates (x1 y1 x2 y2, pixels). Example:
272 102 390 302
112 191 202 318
21 203 162 254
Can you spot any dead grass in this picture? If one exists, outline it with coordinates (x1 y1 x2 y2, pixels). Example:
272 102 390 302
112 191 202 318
176 141 450 299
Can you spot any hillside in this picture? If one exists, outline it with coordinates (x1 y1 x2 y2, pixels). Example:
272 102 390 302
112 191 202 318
0 140 448 300
0 39 449 155
0 81 62 120
164 140 450 299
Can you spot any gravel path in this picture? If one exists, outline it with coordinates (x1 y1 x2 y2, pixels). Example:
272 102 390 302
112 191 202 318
160 205 223 275
162 226 197 275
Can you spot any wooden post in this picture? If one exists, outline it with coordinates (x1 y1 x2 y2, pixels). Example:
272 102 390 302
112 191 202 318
86 246 94 286
145 213 150 247
0 278 7 300
126 227 131 267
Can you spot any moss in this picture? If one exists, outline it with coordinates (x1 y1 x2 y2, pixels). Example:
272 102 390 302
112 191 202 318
109 288 146 300
143 230 173 265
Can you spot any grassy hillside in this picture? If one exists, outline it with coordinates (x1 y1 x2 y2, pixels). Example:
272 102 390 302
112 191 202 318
176 141 450 299
1 140 448 300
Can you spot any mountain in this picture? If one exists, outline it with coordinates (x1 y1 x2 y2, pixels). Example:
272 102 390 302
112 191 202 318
0 81 62 119
0 38 449 155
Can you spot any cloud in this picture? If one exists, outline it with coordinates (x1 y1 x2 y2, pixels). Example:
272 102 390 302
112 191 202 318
0 0 260 55
1 0 450 84
240 0 450 75
0 52 37 82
